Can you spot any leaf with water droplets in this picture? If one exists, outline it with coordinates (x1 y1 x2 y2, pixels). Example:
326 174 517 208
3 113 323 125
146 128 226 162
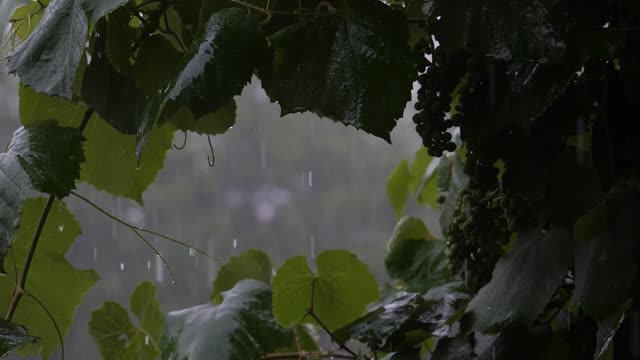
260 0 413 141
0 197 99 358
0 318 39 357
463 228 573 332
89 281 163 360
162 280 296 360
212 249 273 302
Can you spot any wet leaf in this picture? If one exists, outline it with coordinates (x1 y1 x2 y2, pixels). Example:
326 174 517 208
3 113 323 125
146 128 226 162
260 1 413 141
272 249 379 331
6 0 88 98
0 0 28 43
409 147 432 195
0 197 99 358
212 249 273 302
19 83 86 127
0 319 38 357
437 154 469 237
475 323 573 360
82 0 129 21
464 228 573 332
80 115 174 204
133 35 182 96
106 5 133 74
162 280 294 360
0 125 84 272
387 160 411 217
164 101 236 136
431 336 474 360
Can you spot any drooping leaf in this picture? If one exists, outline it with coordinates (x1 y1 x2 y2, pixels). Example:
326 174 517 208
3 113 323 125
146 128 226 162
260 0 413 141
9 1 44 39
593 302 629 360
437 154 469 237
430 336 475 360
19 83 86 127
272 249 380 331
6 0 88 98
0 318 38 357
81 20 146 135
136 7 268 159
90 281 163 360
106 5 133 74
212 249 273 302
82 0 129 21
132 34 182 96
164 101 236 136
0 0 28 42
0 197 99 358
162 280 295 360
409 147 432 195
385 238 452 293
387 216 432 249
80 115 174 204
335 291 456 352
464 228 573 332
387 160 411 217
0 125 84 272
475 323 573 360
574 191 640 320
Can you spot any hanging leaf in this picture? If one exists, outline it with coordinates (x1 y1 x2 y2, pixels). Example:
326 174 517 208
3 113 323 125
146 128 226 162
162 280 295 360
136 7 269 159
385 237 452 293
19 83 86 127
0 197 99 358
272 249 379 331
387 160 411 218
0 319 38 357
430 336 475 360
90 281 163 360
212 249 273 302
260 0 413 142
335 291 456 352
164 101 236 136
132 35 182 96
0 0 28 42
6 0 88 98
464 228 573 332
106 5 133 74
80 115 174 204
475 323 573 360
437 154 469 237
409 147 432 195
82 0 129 21
0 125 84 272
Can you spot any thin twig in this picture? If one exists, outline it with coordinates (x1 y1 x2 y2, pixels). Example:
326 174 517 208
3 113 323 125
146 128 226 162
23 290 65 360
173 130 187 150
207 135 215 168
70 191 218 259
131 228 176 284
6 196 55 320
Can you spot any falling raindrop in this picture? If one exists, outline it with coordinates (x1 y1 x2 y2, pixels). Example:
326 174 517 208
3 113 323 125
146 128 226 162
147 260 151 269
120 262 125 271
58 224 64 232
309 235 316 259
155 255 164 283
93 247 98 261
307 171 313 187
189 247 195 257
271 268 276 276
260 140 266 169
233 238 237 249
144 335 149 346
464 259 468 289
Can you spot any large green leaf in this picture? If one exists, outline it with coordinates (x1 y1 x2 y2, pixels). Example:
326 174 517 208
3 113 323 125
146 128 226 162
90 281 163 360
136 7 268 159
260 0 413 141
272 249 379 331
81 20 145 135
133 35 182 96
0 319 38 357
464 228 573 332
0 0 28 42
6 0 88 98
0 197 99 358
474 323 573 360
385 216 453 292
19 83 86 127
212 249 273 302
106 5 133 74
80 115 174 204
387 160 411 218
574 190 640 320
0 125 84 272
335 291 457 352
162 280 294 360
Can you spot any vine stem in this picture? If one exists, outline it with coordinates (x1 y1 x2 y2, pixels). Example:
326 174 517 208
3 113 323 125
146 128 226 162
5 195 55 321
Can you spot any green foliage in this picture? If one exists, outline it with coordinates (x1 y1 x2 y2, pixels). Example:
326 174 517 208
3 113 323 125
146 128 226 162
0 125 84 272
0 319 38 357
0 197 99 358
272 249 380 331
385 217 453 292
18 84 86 127
464 228 573 332
386 160 411 217
0 0 27 42
6 0 88 98
90 281 164 360
212 249 273 302
132 35 182 96
260 1 413 141
163 280 295 360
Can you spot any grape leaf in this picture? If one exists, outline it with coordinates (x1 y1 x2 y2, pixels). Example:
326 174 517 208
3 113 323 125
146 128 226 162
0 197 99 359
106 5 133 74
162 280 294 360
0 0 28 42
385 217 453 293
387 160 411 217
82 0 129 21
0 318 38 357
409 147 432 195
19 83 86 127
90 281 163 360
437 154 469 238
212 249 272 302
9 1 45 39
132 34 182 96
431 336 475 360
164 101 236 136
0 125 84 273
6 0 88 98
80 115 174 204
272 249 379 331
136 7 268 160
260 0 413 142
464 228 573 332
